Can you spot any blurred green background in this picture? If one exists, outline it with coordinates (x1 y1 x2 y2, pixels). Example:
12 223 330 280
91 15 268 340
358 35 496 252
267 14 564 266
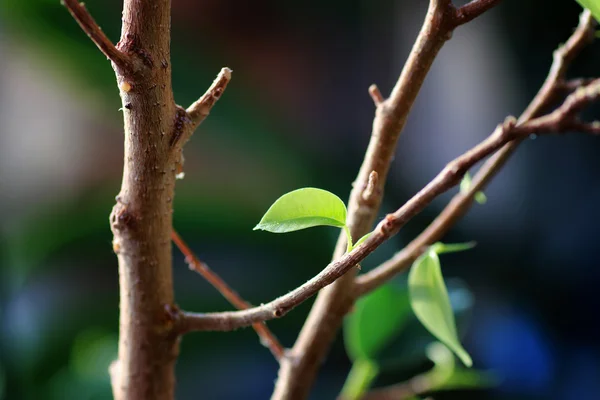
1 0 600 399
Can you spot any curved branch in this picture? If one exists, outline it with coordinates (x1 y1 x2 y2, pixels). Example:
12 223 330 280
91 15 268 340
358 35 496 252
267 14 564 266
177 82 600 332
62 0 132 72
171 229 284 360
355 9 596 295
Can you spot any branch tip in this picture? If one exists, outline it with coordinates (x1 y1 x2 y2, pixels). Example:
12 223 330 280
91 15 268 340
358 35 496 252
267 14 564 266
368 84 384 106
177 67 233 146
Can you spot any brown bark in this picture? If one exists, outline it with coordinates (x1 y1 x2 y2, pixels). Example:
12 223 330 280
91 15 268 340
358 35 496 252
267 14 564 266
108 1 179 399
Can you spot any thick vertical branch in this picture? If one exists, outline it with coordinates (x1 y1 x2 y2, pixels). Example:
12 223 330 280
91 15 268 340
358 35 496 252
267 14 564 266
64 0 179 398
109 1 179 400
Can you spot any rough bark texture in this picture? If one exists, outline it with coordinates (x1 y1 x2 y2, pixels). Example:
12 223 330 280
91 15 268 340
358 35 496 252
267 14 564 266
108 1 179 399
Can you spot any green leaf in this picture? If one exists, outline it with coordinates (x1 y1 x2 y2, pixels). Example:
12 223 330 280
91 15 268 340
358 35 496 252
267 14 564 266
431 241 476 255
408 250 472 367
351 232 372 250
460 172 487 204
254 188 347 233
577 0 600 22
475 191 487 204
344 284 411 361
340 359 379 400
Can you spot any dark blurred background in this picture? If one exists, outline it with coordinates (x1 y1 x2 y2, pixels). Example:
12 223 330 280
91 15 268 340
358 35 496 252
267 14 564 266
1 0 600 399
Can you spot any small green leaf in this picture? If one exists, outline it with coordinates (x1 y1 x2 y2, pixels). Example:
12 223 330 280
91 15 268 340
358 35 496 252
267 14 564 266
340 359 380 400
460 172 487 205
344 284 411 361
475 191 487 204
577 0 600 22
254 188 347 233
351 232 372 250
431 241 476 255
408 250 472 367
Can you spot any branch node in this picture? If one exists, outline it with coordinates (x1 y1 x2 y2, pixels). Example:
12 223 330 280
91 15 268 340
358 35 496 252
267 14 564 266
368 84 384 106
362 171 379 202
169 106 190 147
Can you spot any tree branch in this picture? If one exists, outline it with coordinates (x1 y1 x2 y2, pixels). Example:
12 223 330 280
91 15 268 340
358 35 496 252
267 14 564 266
355 9 596 295
271 1 503 397
171 229 284 360
358 376 428 400
452 0 504 27
171 67 232 147
62 0 132 72
64 0 188 398
177 79 600 333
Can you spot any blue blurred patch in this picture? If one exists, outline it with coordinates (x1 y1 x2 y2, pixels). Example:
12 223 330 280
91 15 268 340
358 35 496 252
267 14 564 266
473 309 555 395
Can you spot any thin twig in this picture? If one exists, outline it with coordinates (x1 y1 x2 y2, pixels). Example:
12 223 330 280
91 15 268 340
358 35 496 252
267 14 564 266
177 67 232 146
171 229 284 360
357 373 433 400
355 9 596 295
62 0 132 72
176 79 600 332
452 0 504 26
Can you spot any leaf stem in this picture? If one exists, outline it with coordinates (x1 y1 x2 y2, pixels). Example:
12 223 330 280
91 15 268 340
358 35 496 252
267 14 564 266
340 359 379 400
344 225 354 253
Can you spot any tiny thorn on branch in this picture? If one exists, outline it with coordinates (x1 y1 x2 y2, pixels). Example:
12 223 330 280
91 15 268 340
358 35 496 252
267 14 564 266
368 84 384 106
62 0 131 72
171 229 284 360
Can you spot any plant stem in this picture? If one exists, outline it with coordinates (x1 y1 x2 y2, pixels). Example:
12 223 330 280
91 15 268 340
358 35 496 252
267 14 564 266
344 225 354 253
340 359 380 400
171 229 284 360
